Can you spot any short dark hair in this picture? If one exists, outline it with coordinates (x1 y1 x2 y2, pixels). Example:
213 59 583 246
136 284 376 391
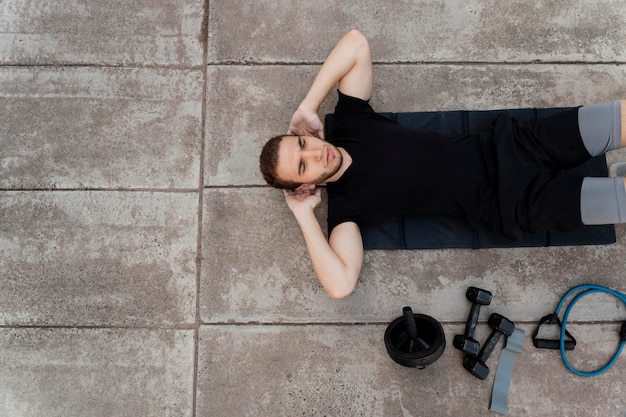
259 135 303 190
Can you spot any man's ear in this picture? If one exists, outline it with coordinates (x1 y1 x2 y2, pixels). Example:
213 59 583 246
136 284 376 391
295 183 316 193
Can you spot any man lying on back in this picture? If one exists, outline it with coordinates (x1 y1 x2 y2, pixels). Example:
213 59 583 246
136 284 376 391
259 29 626 299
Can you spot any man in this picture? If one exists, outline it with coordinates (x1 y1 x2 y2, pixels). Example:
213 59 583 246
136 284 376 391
259 29 626 299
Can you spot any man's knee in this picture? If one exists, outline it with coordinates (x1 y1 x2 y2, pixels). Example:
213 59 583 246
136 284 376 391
578 100 622 156
580 176 626 225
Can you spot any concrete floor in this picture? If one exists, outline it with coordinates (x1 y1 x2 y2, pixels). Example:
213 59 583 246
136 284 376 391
1 1 626 416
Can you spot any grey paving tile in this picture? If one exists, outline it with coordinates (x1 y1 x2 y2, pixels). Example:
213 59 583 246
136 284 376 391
197 323 626 417
204 64 337 187
357 232 626 323
0 67 203 189
0 328 194 417
0 191 198 326
201 186 626 323
208 0 625 63
374 64 626 112
0 0 205 66
206 64 626 186
201 187 337 323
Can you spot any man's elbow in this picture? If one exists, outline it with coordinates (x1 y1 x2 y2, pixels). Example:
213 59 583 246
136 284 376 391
327 287 354 300
325 279 357 300
345 29 368 49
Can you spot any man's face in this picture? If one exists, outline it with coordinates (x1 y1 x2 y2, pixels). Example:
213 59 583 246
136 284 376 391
275 135 343 185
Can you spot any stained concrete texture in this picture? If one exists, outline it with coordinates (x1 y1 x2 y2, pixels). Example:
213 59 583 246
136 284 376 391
1 191 197 326
0 67 203 189
0 0 205 66
0 328 195 417
202 188 626 324
209 65 626 186
1 0 626 416
198 324 626 417
208 0 626 63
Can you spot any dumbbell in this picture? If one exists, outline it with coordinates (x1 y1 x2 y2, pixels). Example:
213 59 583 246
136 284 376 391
453 287 492 356
463 313 515 380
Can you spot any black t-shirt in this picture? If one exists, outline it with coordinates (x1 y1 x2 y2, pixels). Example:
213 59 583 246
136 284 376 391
327 91 491 233
326 90 589 240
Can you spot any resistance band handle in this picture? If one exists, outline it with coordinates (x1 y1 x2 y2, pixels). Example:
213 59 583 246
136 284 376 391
533 338 576 350
532 313 577 350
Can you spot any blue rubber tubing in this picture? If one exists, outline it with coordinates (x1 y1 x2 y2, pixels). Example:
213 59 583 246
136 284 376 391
556 284 626 377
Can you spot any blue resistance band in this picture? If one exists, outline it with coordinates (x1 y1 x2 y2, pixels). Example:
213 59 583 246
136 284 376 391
556 284 626 377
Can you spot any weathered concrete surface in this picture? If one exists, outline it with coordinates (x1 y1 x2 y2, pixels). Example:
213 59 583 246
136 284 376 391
205 65 335 187
0 0 205 66
207 65 626 186
0 328 195 417
208 0 626 63
0 191 198 326
0 67 203 189
202 187 626 323
1 0 626 416
198 324 626 417
201 187 330 323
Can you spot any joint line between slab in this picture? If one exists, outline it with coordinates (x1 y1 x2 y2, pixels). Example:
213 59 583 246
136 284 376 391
206 60 626 66
192 1 211 416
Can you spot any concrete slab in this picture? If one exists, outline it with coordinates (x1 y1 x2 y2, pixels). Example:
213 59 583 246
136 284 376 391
206 65 626 186
0 191 198 326
205 65 336 187
201 187 333 323
0 0 205 66
201 187 626 323
0 67 203 189
373 65 626 112
208 0 626 63
0 328 195 417
197 323 626 417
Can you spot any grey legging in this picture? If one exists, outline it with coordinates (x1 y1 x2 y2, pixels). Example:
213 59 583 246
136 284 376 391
578 100 625 224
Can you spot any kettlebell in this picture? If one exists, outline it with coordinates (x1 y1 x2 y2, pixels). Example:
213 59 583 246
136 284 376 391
384 306 446 368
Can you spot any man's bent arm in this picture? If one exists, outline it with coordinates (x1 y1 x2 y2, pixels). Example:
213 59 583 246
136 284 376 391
285 189 364 299
283 30 370 297
289 29 373 137
295 211 364 299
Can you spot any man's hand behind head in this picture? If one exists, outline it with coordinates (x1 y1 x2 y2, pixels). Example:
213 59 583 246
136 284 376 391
288 107 325 139
283 185 322 216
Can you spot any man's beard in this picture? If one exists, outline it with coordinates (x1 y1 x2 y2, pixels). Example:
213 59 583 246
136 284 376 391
313 149 343 184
